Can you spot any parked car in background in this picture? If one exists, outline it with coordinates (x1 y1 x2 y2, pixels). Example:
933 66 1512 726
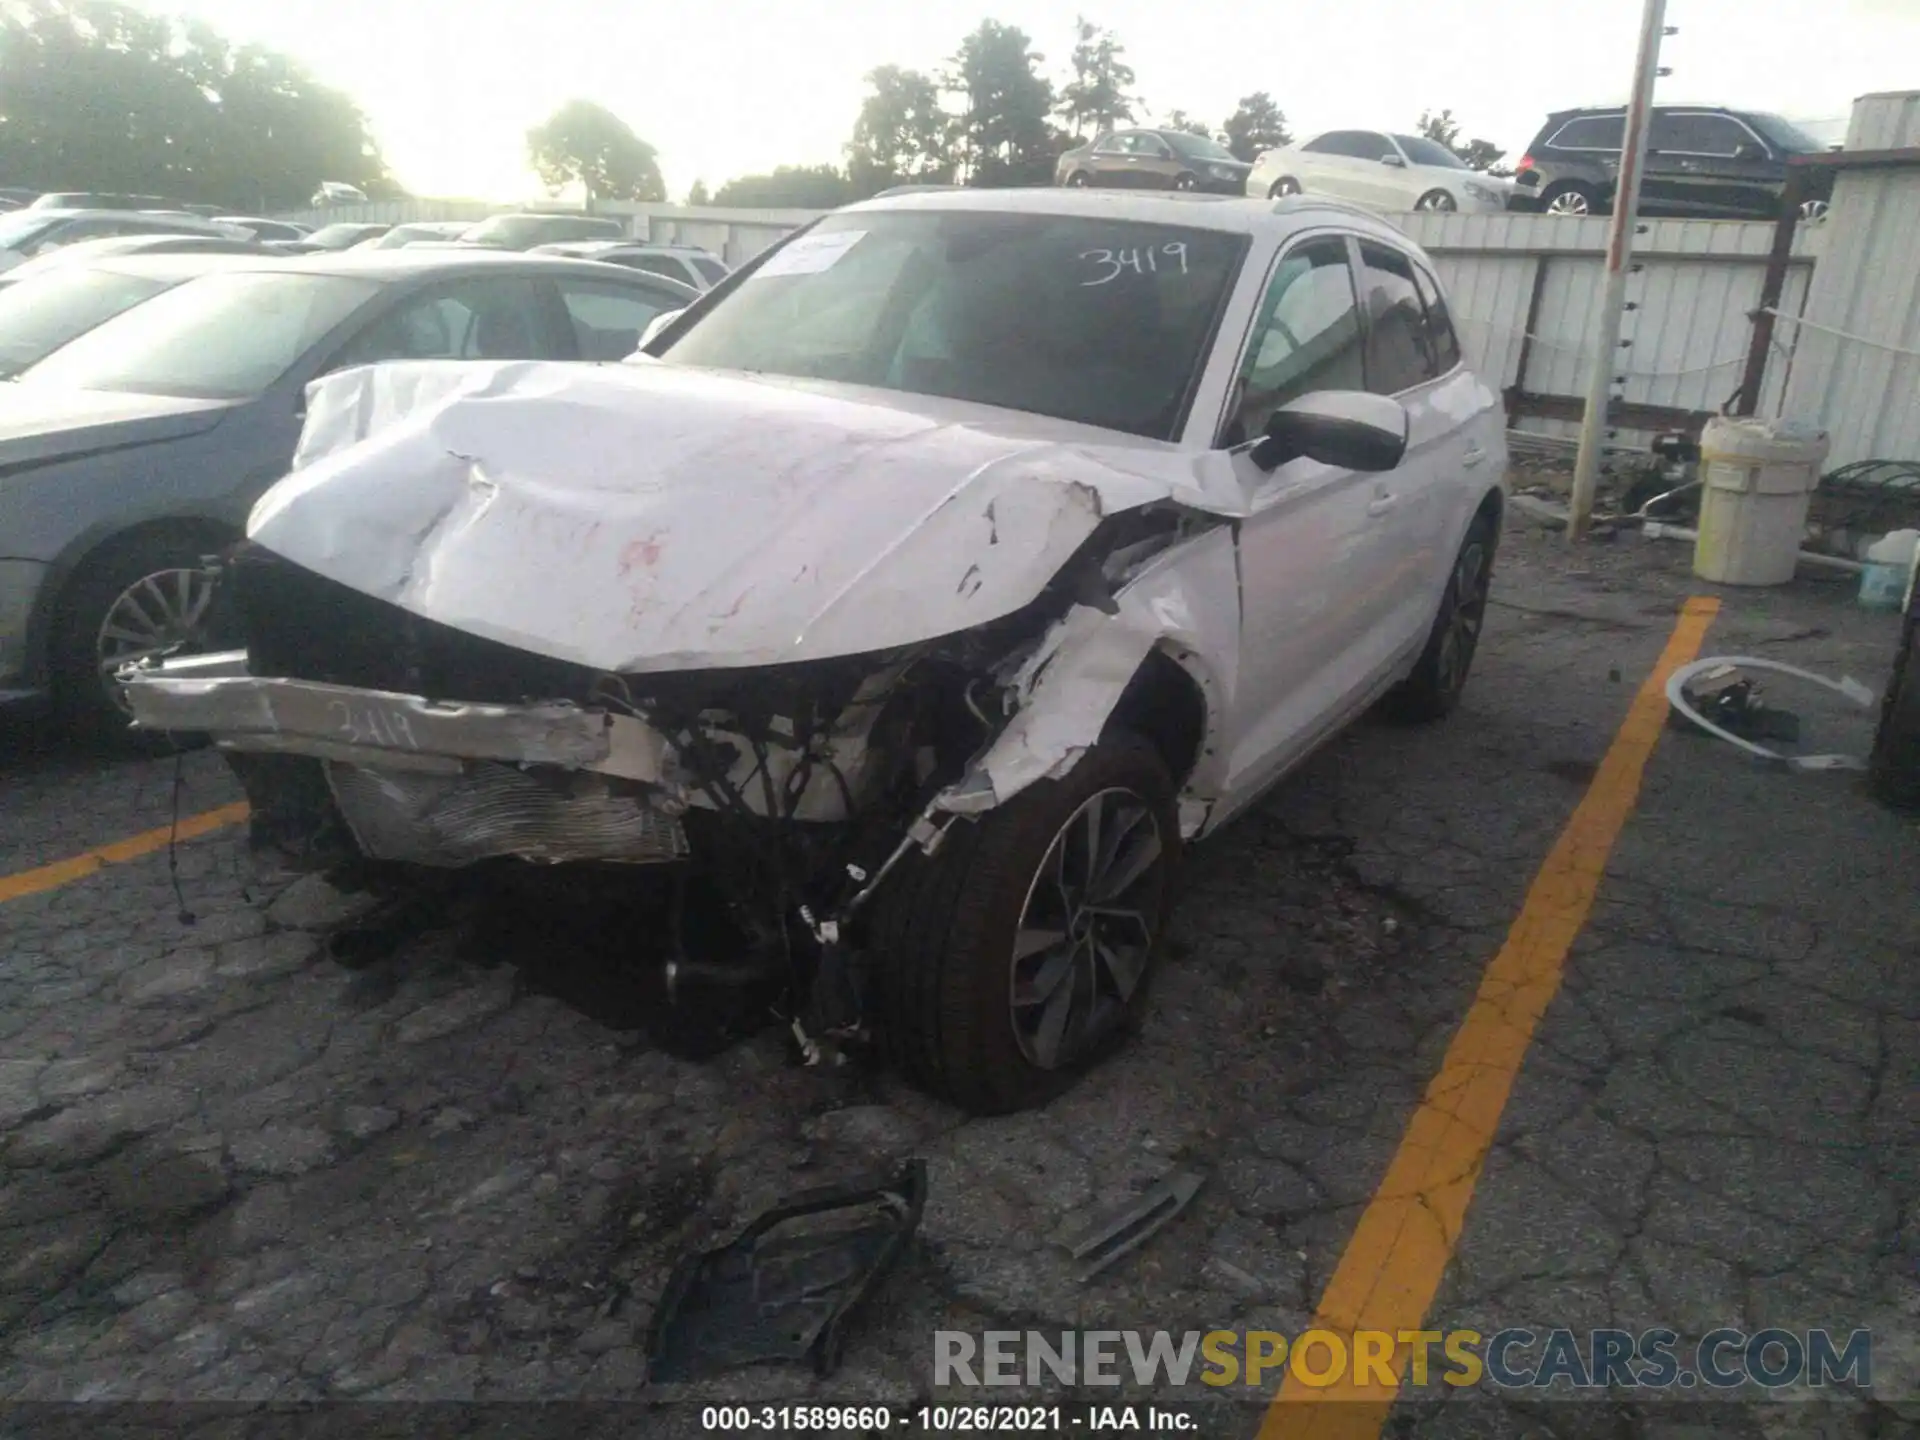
531 240 729 289
0 233 269 286
0 252 264 378
0 250 700 737
121 187 1507 1112
0 210 250 274
0 188 38 211
1510 106 1836 219
1055 128 1253 193
1247 131 1510 213
354 221 473 249
27 191 192 212
310 182 369 207
214 216 312 243
454 212 629 249
271 222 392 253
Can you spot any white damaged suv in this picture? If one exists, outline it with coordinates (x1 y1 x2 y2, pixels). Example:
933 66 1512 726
124 187 1506 1114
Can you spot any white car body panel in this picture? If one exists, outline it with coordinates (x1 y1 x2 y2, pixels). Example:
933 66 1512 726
1248 135 1510 214
227 189 1506 838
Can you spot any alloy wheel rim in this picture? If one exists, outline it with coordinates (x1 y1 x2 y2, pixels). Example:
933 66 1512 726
1547 190 1590 216
1008 786 1166 1070
1069 172 1088 187
1435 540 1488 696
1799 198 1829 222
1419 193 1456 212
95 567 217 713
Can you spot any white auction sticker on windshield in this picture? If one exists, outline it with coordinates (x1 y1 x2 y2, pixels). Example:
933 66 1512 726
751 229 867 278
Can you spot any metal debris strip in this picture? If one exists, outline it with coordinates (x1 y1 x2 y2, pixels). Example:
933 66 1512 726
645 1158 926 1382
1057 1169 1204 1282
1664 656 1877 772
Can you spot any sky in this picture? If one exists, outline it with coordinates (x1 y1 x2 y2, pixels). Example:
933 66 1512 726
140 0 1919 203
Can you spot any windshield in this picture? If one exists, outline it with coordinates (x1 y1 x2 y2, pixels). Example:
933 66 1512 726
0 213 61 251
655 211 1247 440
1167 132 1238 163
1393 135 1466 169
0 268 173 376
17 271 380 398
1746 113 1825 154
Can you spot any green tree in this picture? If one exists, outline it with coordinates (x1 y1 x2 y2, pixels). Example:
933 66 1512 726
846 65 952 196
1159 110 1213 138
713 165 855 208
0 0 388 211
946 20 1055 187
527 100 664 204
686 179 711 205
1417 108 1504 170
1058 16 1136 138
1222 92 1291 162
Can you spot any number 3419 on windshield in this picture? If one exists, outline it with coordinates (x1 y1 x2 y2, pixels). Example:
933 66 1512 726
1079 243 1190 286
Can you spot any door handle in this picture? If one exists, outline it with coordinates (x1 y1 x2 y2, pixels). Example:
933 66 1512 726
1462 446 1486 469
1367 494 1398 517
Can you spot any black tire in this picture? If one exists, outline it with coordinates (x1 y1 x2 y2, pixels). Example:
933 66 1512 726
1542 181 1601 218
1869 617 1920 810
1172 172 1197 192
1065 170 1091 187
871 733 1180 1115
50 527 231 749
1415 189 1457 212
1386 508 1498 723
1270 177 1302 199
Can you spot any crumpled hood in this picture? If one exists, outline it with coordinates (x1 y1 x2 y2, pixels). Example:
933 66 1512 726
249 358 1246 674
0 386 234 470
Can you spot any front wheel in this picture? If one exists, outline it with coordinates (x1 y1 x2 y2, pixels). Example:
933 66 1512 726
51 529 230 747
1415 189 1458 212
1065 170 1091 188
872 734 1179 1114
1385 509 1497 723
1172 172 1197 192
1269 177 1302 199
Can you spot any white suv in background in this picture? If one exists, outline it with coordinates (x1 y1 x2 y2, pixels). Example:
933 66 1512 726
1248 130 1511 214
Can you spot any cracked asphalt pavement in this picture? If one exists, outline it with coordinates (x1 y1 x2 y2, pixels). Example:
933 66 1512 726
0 520 1915 1437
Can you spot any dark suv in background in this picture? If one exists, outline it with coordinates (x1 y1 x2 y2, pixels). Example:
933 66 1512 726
1511 106 1835 220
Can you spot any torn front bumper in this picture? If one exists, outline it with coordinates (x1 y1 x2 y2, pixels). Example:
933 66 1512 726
123 650 689 867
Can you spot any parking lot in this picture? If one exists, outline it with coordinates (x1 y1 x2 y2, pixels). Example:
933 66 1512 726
1 516 1915 1437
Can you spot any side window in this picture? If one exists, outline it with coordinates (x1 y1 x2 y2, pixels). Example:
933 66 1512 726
1357 242 1437 394
1654 113 1750 156
1138 134 1172 158
1225 236 1364 447
1093 132 1126 154
1550 115 1625 151
624 254 688 282
558 280 680 360
1355 132 1394 161
1301 133 1339 154
332 278 552 367
1411 262 1462 374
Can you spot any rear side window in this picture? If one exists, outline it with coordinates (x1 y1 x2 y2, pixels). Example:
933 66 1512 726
1225 236 1364 446
691 257 728 285
1548 115 1625 151
1357 242 1437 395
1305 131 1389 160
624 254 691 282
1410 262 1461 374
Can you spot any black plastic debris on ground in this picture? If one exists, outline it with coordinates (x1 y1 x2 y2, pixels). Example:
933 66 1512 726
1668 669 1802 745
645 1158 927 1382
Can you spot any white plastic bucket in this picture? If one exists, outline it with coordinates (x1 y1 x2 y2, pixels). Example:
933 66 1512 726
1692 416 1830 586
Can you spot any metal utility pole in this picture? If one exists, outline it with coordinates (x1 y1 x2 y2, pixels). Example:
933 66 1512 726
1567 0 1670 540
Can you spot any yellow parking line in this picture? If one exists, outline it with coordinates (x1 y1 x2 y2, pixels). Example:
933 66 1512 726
1258 595 1720 1440
0 802 251 905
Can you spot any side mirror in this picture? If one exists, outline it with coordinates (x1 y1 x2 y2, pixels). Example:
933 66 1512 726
639 308 684 350
1251 392 1409 474
1380 153 1407 168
